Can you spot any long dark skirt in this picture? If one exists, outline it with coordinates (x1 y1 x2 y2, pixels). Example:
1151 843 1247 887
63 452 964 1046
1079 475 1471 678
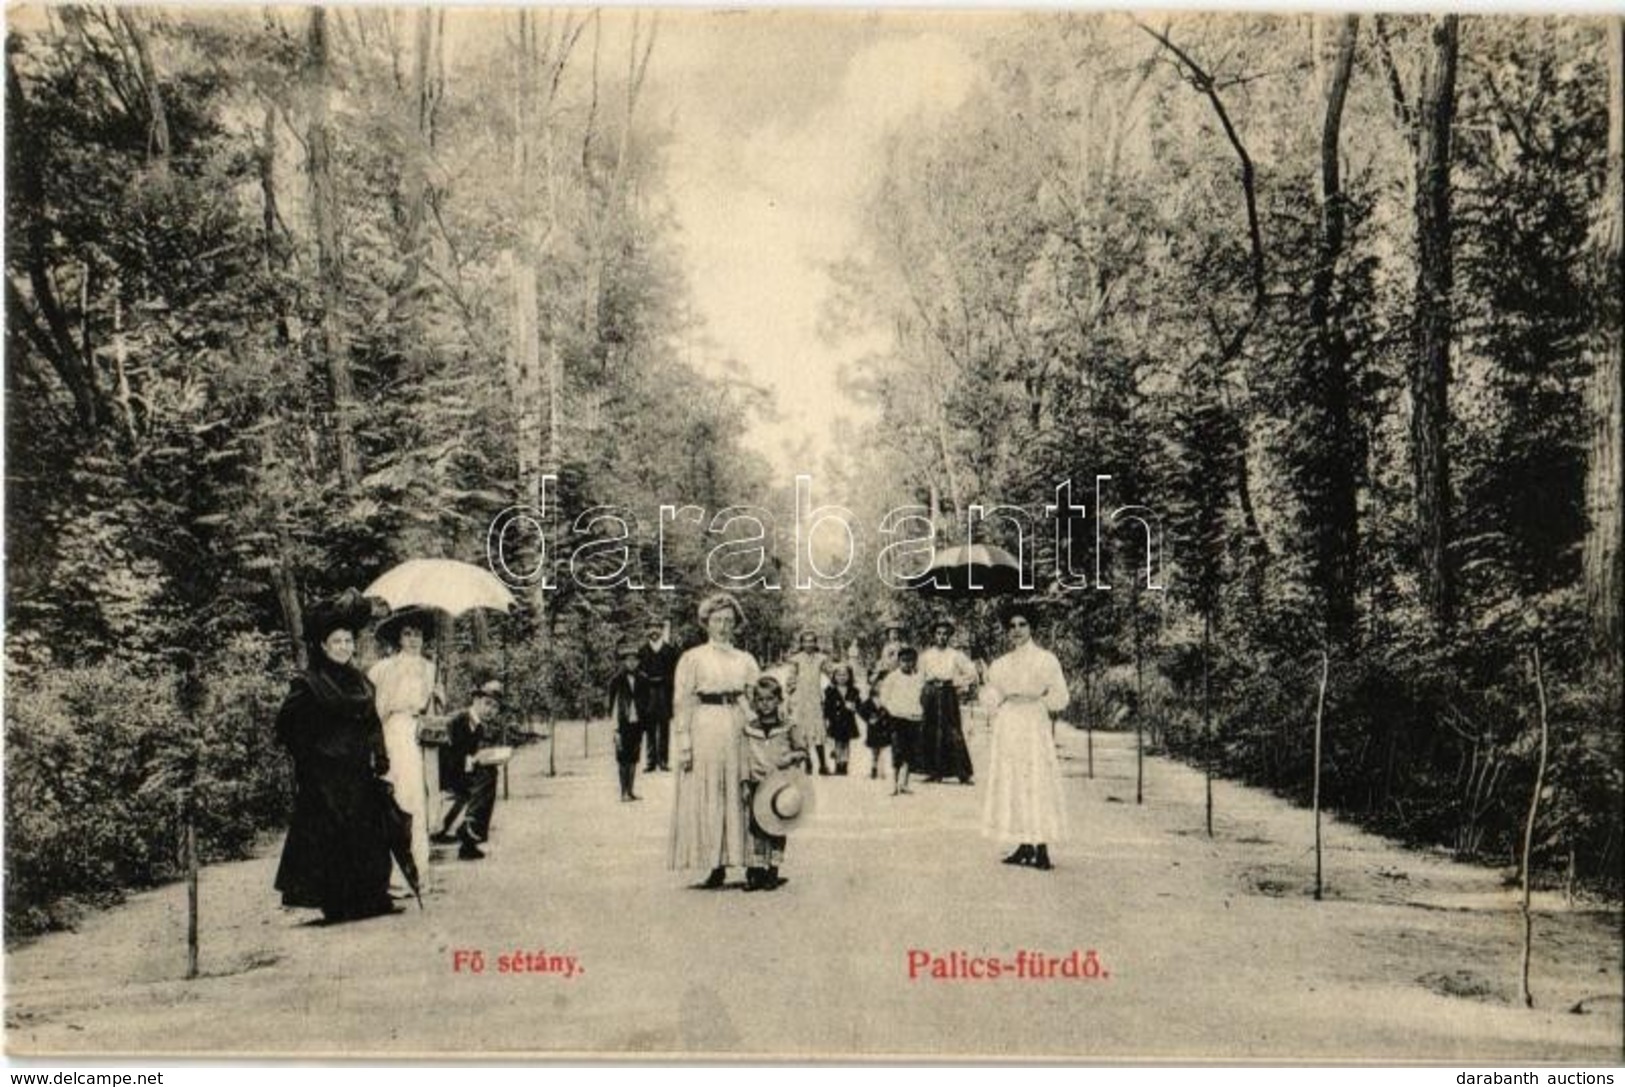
275 755 395 922
921 683 974 783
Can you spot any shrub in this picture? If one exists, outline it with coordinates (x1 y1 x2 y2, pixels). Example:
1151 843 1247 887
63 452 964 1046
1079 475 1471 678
5 636 291 938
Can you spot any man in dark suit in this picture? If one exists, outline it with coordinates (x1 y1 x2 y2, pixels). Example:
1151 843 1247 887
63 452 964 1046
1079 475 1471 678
608 644 645 801
433 680 503 860
636 621 678 772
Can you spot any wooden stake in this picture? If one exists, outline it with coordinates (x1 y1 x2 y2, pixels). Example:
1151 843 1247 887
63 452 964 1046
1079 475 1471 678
547 713 557 778
1134 592 1144 805
185 817 199 980
1313 649 1328 901
1520 644 1551 1009
1204 611 1213 838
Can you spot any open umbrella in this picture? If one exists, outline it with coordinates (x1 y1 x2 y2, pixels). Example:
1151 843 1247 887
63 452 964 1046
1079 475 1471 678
364 558 514 618
366 558 517 824
902 543 1025 597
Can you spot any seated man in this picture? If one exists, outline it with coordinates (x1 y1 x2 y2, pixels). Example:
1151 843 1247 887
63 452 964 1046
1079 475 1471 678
433 680 504 860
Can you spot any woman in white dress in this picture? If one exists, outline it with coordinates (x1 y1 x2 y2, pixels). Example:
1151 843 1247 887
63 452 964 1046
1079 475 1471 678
981 610 1070 871
368 612 442 891
668 592 760 888
787 630 830 774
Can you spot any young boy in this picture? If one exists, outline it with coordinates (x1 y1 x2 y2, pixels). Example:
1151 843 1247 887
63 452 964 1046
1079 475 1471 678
876 646 925 796
608 643 645 802
433 680 504 860
739 675 809 892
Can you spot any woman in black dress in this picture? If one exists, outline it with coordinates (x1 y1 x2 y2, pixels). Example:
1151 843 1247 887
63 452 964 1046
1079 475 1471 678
273 589 398 923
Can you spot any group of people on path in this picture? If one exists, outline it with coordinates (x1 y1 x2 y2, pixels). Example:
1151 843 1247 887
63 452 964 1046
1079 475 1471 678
866 619 978 794
273 590 506 924
664 595 1075 890
273 585 1076 921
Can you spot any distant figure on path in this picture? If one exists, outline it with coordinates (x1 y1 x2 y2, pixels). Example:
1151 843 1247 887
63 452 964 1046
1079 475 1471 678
981 610 1070 871
668 592 759 889
822 662 863 776
638 620 678 772
876 645 925 797
274 589 397 923
870 621 906 687
918 619 977 785
609 643 646 802
787 630 831 775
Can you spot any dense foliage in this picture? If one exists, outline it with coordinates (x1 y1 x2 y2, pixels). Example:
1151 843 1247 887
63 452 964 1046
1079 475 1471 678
4 9 789 935
4 11 1621 934
823 15 1622 890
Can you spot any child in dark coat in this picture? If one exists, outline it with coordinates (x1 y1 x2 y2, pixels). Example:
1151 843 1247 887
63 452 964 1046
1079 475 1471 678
822 663 862 776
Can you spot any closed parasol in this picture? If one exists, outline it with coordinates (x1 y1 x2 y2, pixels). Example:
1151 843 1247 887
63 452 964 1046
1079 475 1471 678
373 777 424 909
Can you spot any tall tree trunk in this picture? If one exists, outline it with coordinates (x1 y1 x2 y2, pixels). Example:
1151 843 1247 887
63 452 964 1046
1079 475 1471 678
393 7 440 319
115 9 171 170
306 9 359 490
1310 15 1361 645
6 59 103 430
583 14 655 370
1410 14 1459 637
1585 18 1624 676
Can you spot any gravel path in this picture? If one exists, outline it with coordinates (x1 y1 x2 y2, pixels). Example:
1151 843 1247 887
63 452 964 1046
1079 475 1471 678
6 718 1621 1060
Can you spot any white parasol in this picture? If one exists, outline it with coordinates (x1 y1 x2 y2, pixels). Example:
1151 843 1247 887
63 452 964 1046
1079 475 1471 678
364 558 514 618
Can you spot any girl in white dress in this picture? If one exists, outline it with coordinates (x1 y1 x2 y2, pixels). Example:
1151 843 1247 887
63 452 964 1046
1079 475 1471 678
787 630 830 774
981 610 1070 871
668 592 760 888
368 614 442 890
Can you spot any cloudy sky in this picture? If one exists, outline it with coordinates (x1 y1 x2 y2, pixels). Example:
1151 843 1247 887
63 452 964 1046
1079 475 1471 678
639 11 986 476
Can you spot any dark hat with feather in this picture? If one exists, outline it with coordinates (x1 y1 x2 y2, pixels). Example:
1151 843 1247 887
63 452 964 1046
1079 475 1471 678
305 588 377 646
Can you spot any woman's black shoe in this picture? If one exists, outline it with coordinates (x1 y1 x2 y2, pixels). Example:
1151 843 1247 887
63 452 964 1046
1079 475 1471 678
743 867 765 892
698 866 727 890
1032 845 1053 871
1002 844 1036 866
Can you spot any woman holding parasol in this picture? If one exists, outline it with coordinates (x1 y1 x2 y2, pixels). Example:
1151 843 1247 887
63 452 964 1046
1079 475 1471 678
368 610 443 892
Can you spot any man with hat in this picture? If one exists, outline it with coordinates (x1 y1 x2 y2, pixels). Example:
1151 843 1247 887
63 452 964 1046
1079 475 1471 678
918 618 978 784
637 620 678 772
608 642 647 801
434 680 505 860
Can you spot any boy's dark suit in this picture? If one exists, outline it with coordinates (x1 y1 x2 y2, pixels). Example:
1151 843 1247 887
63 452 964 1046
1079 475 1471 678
636 639 678 771
608 670 644 799
438 707 498 843
608 672 644 767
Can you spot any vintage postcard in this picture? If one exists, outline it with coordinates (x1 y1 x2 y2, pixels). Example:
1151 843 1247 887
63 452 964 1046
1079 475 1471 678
3 4 1622 1063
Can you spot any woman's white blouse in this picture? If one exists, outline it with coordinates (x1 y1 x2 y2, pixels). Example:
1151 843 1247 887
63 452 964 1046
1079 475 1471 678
981 642 1069 714
368 654 438 718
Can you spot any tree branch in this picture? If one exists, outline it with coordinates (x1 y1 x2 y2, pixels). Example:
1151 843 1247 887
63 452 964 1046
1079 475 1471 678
1137 21 1265 306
